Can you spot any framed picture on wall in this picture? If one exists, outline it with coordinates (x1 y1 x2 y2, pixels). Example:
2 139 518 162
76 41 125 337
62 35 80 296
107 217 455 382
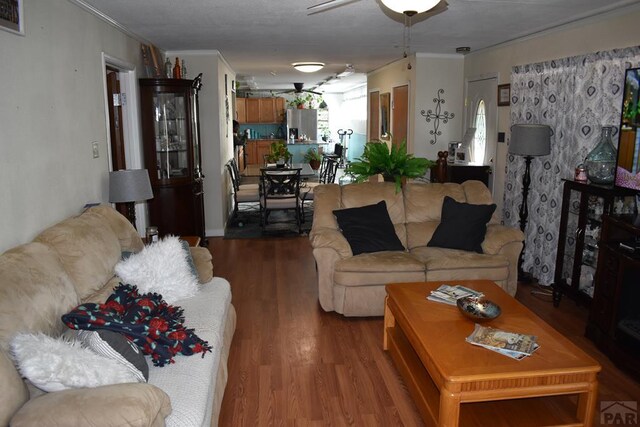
0 0 24 36
498 84 511 106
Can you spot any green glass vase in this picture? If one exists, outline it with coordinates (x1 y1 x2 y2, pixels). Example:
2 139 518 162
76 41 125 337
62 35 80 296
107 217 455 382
585 126 617 184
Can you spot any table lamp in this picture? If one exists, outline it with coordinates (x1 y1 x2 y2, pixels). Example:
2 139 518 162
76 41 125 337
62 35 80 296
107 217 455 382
509 124 551 281
109 169 153 228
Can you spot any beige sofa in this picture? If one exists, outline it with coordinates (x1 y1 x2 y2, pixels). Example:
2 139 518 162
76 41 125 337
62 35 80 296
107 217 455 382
0 205 236 426
309 181 524 317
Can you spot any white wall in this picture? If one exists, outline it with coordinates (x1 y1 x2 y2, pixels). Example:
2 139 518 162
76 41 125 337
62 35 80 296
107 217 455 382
465 4 640 216
0 0 141 252
167 51 235 236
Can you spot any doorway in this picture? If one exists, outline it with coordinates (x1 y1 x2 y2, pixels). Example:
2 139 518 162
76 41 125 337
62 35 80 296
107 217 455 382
392 84 409 148
466 76 497 192
101 53 146 230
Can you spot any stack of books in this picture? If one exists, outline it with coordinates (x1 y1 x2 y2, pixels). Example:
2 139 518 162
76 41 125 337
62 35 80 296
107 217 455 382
466 324 539 360
427 284 484 306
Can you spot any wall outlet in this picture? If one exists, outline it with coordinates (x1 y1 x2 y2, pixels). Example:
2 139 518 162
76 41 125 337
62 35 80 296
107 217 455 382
92 141 99 158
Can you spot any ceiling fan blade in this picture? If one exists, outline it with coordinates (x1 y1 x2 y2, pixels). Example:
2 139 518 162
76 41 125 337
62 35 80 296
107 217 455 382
307 0 360 15
305 89 323 95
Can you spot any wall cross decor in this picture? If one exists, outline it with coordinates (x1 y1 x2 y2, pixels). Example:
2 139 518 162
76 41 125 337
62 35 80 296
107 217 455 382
420 89 454 145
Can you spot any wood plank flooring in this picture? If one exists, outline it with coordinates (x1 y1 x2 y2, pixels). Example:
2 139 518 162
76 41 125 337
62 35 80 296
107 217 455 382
211 237 640 426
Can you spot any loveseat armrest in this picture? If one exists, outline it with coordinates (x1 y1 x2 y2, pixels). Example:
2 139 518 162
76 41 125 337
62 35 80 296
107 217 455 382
10 383 171 427
309 227 352 258
481 224 524 255
190 246 213 284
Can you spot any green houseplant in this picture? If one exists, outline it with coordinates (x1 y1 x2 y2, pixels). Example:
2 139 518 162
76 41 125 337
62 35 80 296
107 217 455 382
346 140 434 192
303 147 322 170
266 141 292 165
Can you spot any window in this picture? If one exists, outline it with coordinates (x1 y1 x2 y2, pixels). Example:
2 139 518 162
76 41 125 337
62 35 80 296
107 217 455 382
473 100 486 164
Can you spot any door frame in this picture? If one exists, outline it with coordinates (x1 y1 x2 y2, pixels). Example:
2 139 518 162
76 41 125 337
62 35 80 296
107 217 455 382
464 72 499 193
101 52 147 232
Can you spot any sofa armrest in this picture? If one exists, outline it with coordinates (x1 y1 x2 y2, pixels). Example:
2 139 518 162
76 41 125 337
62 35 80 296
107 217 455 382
309 227 352 258
190 246 213 284
10 383 171 427
481 224 524 255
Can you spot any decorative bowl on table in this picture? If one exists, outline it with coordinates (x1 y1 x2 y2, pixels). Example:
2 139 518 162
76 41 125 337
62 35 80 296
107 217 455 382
456 296 501 322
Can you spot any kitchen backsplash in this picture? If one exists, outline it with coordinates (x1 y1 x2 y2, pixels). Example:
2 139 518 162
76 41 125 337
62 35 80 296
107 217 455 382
239 123 286 139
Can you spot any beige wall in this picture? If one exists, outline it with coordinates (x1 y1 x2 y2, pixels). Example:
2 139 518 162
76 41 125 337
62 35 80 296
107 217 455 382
367 54 465 165
167 51 235 236
465 4 640 216
0 0 141 253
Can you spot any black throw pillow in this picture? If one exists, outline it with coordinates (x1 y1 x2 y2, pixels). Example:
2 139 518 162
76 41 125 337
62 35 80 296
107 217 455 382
333 200 405 255
427 196 496 253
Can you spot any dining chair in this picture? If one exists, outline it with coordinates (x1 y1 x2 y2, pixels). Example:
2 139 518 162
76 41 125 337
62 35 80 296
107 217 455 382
260 168 302 233
299 157 339 222
226 161 260 222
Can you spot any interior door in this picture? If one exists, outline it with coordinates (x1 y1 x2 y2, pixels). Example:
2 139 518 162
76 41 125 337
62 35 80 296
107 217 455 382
466 77 497 192
106 67 128 217
369 91 380 140
392 84 409 149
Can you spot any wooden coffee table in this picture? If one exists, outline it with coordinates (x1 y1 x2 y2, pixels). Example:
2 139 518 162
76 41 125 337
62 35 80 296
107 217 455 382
384 280 601 427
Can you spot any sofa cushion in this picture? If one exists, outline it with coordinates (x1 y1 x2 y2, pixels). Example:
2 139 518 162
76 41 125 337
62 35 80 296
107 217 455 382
334 251 425 286
403 182 467 223
427 196 496 253
0 349 29 427
85 205 144 253
334 201 405 255
34 212 122 300
0 242 80 350
411 246 509 282
10 383 171 427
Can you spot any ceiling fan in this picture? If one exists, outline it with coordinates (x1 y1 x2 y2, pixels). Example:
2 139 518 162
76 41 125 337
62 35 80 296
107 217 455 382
278 83 322 95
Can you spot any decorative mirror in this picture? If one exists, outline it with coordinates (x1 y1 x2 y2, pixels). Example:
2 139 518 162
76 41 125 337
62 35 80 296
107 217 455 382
380 92 390 140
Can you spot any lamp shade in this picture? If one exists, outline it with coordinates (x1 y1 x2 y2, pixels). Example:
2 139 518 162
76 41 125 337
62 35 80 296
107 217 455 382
509 124 551 156
380 0 440 14
292 62 324 73
109 169 153 203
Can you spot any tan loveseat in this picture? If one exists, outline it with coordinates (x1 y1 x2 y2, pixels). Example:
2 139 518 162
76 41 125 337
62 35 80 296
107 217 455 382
0 205 236 426
309 181 524 317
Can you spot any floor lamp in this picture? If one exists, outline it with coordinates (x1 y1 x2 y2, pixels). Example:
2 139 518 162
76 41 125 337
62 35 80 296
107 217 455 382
109 169 154 229
509 124 551 283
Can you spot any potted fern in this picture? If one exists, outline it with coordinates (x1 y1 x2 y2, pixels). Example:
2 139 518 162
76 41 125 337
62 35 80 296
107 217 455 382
303 147 322 170
346 140 434 192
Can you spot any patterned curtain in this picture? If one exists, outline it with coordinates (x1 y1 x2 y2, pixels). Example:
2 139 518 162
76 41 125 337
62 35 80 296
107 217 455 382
504 46 640 286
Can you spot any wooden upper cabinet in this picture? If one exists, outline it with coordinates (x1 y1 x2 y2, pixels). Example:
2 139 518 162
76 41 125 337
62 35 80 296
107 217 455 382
259 98 276 123
236 97 285 124
236 97 247 123
246 99 260 123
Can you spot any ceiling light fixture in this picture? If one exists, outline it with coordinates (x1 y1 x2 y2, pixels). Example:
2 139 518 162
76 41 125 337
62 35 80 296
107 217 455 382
292 62 325 73
380 0 440 15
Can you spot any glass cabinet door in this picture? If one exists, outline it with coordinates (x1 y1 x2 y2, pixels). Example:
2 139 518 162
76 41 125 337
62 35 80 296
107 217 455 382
153 92 189 180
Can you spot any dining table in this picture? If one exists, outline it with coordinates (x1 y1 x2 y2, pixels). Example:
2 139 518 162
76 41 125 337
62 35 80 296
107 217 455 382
242 163 316 178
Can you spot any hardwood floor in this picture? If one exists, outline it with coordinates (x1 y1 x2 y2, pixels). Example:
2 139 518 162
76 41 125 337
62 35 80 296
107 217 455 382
212 237 640 426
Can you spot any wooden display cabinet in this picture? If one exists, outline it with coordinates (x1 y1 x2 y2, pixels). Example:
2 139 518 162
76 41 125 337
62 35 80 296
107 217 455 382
553 180 633 306
139 77 206 244
587 214 640 381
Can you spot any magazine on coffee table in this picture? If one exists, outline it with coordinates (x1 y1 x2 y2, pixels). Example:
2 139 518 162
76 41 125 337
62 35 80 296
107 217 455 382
466 323 538 359
427 284 484 306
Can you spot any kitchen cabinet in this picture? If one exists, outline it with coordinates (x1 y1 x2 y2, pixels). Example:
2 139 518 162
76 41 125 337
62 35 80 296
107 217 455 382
139 77 206 244
245 139 281 165
246 99 260 123
236 97 285 124
236 97 246 123
553 180 633 306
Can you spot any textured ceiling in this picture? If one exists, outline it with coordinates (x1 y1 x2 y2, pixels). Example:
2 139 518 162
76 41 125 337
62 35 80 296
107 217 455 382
80 0 638 93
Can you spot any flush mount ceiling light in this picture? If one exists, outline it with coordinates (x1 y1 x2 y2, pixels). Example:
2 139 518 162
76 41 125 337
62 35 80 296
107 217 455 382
381 0 440 15
292 62 325 73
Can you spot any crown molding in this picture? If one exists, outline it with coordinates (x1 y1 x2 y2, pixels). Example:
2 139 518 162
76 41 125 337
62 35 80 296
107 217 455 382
67 0 153 45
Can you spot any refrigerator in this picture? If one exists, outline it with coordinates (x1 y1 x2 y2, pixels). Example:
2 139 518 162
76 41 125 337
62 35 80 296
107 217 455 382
286 109 317 142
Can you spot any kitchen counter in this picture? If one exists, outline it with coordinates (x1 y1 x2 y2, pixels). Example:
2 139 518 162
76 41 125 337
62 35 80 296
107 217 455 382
286 140 329 145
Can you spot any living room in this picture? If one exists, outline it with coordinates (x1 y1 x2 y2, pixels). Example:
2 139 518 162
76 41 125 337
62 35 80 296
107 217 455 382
2 0 640 426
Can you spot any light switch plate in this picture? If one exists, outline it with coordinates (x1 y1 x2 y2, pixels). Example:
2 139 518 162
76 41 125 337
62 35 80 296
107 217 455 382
92 141 99 158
